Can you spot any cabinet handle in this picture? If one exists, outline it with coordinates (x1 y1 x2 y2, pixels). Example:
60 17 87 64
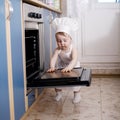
7 0 13 20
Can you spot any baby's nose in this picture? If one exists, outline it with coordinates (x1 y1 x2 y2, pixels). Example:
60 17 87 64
61 40 64 44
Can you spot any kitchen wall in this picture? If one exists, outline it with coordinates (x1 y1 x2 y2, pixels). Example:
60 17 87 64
61 0 120 74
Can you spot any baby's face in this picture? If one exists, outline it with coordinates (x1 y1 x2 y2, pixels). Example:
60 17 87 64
56 34 71 51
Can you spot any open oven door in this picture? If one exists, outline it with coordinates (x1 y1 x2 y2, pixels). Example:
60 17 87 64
27 67 92 88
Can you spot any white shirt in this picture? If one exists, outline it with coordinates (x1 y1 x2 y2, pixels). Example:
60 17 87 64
57 44 80 69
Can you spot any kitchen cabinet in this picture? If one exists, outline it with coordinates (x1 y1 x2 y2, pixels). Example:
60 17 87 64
10 0 25 119
0 1 10 120
0 0 25 120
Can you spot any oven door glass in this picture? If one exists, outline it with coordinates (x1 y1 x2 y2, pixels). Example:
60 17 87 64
25 30 40 82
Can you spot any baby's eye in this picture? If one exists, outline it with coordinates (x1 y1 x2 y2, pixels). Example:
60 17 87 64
57 39 61 42
63 39 67 42
57 39 67 43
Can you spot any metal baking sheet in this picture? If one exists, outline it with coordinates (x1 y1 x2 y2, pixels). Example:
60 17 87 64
41 67 83 80
27 68 92 87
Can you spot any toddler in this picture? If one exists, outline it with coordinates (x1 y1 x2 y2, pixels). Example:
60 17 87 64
47 17 81 103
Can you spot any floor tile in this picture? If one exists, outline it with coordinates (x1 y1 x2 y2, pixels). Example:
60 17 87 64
23 77 120 120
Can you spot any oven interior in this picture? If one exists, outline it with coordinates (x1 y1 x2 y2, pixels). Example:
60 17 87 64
25 30 40 83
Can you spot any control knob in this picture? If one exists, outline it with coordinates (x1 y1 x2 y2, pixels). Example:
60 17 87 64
36 13 42 19
28 12 42 19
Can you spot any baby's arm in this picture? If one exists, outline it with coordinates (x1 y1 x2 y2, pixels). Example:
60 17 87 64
61 47 78 72
47 48 59 72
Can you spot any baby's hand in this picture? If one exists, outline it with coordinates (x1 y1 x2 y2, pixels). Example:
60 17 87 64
47 68 55 73
61 67 72 73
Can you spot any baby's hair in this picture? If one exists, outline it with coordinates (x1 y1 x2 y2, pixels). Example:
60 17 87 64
55 32 71 39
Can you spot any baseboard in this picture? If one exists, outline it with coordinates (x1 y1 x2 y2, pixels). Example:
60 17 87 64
92 68 120 75
81 62 120 75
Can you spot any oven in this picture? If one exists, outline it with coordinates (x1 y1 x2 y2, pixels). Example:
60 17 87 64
23 3 91 89
23 3 44 84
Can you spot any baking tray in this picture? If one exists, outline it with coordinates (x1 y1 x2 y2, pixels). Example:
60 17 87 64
27 67 91 87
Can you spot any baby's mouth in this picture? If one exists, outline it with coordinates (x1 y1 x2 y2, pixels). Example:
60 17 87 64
62 46 66 49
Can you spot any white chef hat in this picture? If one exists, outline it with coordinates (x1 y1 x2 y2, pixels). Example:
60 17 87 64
51 17 79 39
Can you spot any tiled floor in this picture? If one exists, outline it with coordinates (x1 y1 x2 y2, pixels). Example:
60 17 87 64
24 77 120 120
